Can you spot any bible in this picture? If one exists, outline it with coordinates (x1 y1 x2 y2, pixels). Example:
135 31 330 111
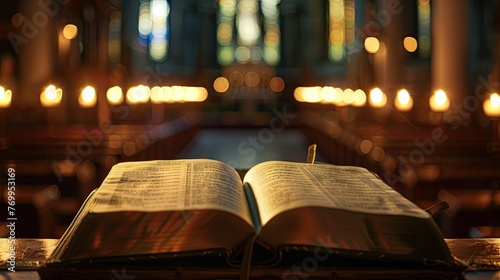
46 159 458 270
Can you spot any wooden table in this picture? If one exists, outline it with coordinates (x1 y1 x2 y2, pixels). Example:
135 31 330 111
0 238 499 279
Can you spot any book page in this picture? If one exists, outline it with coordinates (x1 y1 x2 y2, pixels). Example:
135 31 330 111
244 161 429 225
92 159 252 225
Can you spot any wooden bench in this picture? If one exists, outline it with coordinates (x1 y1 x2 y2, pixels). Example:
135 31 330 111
438 189 500 238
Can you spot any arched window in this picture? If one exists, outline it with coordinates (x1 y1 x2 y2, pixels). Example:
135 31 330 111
401 0 431 61
138 0 170 62
328 0 355 63
416 0 431 59
217 0 281 66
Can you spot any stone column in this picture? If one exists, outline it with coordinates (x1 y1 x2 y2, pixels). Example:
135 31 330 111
380 0 405 99
431 0 470 105
17 0 58 108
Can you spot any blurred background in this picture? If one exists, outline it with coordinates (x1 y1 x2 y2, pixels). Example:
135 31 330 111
0 0 499 239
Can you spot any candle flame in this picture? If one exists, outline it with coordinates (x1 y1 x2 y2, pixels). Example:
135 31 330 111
79 86 96 107
483 93 500 118
0 86 12 108
369 87 387 107
395 89 413 111
491 93 500 108
126 85 150 104
352 89 366 107
397 89 410 105
82 86 95 102
45 85 57 100
429 89 450 112
40 85 63 107
435 90 447 105
106 86 123 104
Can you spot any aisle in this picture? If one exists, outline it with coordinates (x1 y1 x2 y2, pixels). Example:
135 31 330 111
178 128 318 170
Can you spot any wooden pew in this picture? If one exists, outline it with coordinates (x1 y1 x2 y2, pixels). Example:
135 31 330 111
299 109 500 237
0 111 202 238
439 189 500 237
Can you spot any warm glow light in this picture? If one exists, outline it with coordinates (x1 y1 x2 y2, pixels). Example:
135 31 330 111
150 86 163 104
269 77 285 92
62 24 78 40
483 93 500 118
395 89 413 111
294 86 369 106
369 88 387 107
294 86 370 106
199 87 208 102
126 85 150 104
237 0 261 46
403 37 418 52
126 87 136 103
359 139 373 154
321 87 337 103
397 89 410 104
182 87 197 102
244 71 260 87
0 87 12 108
429 89 450 112
294 87 305 102
152 86 208 103
492 93 500 107
343 88 355 105
161 86 172 102
364 37 380 54
303 87 322 103
214 77 230 93
107 86 123 105
150 0 168 20
78 86 97 107
40 85 63 107
352 89 366 107
371 147 386 162
294 87 322 103
184 87 207 102
11 13 23 28
198 87 208 102
171 86 184 102
138 3 152 37
334 87 344 105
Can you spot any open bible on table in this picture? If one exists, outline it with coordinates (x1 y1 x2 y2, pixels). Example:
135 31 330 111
43 157 465 278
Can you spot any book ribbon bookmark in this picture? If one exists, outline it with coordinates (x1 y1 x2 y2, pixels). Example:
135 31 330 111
424 200 449 217
307 143 317 164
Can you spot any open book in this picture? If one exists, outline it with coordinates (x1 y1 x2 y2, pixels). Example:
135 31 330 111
47 159 456 269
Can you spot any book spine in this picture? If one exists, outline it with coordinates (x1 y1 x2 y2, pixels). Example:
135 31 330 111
46 189 99 263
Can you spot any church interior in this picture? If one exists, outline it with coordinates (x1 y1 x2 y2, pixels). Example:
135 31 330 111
0 0 499 243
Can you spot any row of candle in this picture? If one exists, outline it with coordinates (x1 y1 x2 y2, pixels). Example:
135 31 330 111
294 86 500 118
0 84 208 109
0 83 498 118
